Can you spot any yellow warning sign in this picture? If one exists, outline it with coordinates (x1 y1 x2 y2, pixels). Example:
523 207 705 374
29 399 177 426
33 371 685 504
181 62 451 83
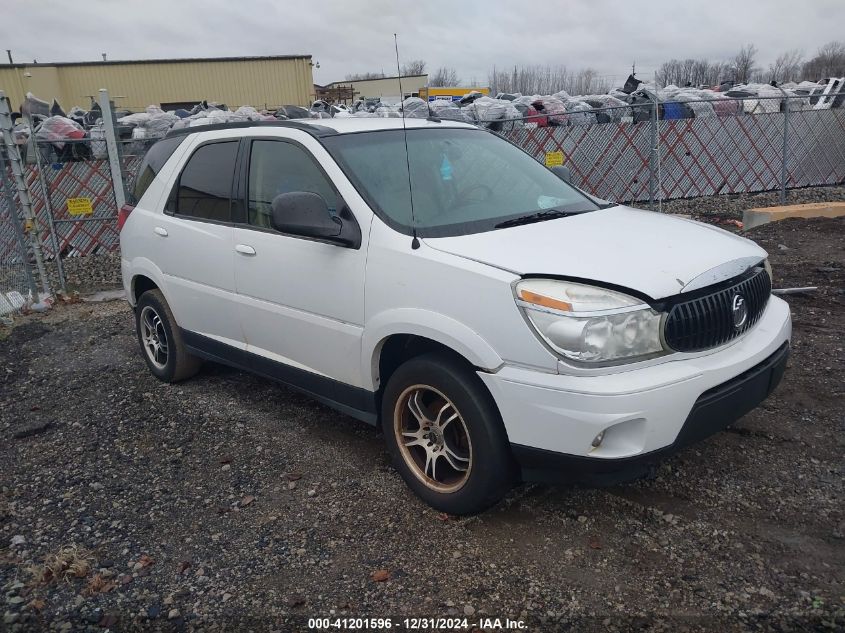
544 151 565 168
67 197 93 216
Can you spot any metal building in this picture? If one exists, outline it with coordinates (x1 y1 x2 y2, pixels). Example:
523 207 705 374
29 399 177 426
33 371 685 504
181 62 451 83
0 55 315 112
322 74 428 104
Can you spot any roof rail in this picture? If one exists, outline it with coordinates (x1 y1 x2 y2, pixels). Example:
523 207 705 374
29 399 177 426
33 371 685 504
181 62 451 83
163 119 336 139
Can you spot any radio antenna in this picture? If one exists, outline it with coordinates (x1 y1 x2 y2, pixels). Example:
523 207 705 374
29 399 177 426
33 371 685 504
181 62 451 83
394 33 420 249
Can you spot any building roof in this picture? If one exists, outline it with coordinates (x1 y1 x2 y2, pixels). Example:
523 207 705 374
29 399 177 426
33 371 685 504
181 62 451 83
326 74 428 87
3 55 312 69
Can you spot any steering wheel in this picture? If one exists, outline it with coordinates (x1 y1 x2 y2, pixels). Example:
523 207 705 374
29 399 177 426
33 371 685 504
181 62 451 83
423 183 495 225
453 183 494 207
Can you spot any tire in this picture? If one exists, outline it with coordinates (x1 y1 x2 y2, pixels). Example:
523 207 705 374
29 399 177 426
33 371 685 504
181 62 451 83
135 289 201 383
381 352 515 515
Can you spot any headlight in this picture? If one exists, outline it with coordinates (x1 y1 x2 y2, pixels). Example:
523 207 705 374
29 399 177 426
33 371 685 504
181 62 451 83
515 279 666 364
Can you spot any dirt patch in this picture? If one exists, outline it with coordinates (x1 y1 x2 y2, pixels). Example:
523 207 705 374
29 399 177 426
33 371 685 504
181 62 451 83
0 219 842 632
743 217 845 452
749 215 845 303
4 322 51 344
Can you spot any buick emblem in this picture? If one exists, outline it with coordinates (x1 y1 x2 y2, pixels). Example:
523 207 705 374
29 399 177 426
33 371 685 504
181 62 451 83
732 294 748 329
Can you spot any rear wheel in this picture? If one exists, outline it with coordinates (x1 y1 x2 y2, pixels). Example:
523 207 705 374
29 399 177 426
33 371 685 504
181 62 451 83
135 289 201 383
381 353 514 514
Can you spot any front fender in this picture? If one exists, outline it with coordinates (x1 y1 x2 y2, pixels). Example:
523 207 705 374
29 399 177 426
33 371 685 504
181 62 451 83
362 308 504 391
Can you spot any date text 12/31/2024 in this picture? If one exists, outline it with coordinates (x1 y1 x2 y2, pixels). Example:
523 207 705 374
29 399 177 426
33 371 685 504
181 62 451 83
308 617 528 630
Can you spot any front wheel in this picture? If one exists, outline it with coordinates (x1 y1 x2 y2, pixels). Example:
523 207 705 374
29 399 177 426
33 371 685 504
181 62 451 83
381 353 515 514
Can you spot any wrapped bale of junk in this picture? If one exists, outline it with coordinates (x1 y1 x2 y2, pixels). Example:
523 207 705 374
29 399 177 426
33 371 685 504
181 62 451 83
10 75 841 164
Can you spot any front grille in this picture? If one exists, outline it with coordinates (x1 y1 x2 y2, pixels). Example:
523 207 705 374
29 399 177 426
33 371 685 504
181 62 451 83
663 268 771 352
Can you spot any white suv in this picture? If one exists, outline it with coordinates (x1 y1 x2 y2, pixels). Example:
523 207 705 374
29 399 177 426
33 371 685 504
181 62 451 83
120 118 791 514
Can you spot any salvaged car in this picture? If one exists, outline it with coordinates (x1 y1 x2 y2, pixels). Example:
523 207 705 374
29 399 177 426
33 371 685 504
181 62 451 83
121 118 790 514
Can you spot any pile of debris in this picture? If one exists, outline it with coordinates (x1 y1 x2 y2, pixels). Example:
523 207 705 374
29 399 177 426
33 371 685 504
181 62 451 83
10 95 341 162
10 76 843 161
341 76 843 129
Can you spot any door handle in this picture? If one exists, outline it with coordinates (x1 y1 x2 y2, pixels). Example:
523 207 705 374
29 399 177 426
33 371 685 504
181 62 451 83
235 244 256 256
153 226 168 237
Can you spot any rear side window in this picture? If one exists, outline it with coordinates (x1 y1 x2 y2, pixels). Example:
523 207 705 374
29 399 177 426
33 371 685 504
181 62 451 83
131 136 185 204
172 141 239 222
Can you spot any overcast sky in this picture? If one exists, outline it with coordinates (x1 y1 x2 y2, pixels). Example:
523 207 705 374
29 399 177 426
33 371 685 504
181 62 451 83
2 0 843 87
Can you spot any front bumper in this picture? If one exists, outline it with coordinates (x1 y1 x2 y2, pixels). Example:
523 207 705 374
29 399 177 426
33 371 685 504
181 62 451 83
478 296 792 483
511 341 788 483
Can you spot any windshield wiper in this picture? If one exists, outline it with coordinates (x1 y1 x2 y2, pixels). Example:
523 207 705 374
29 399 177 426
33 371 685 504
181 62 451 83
494 208 590 229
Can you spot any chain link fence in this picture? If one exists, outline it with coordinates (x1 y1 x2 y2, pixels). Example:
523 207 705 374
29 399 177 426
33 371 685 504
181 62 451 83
27 138 121 260
0 152 38 319
0 89 844 317
501 93 845 206
506 106 655 202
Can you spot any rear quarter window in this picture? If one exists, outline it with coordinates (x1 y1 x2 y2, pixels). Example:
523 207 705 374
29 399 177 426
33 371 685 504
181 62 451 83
131 136 186 204
170 141 239 222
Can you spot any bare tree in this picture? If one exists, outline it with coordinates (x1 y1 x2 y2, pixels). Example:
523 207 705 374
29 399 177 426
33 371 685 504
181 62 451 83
802 41 845 80
656 58 730 87
731 44 759 84
654 41 844 89
691 59 721 86
679 58 696 84
429 67 461 86
570 69 607 95
487 65 609 95
400 59 427 76
656 59 681 86
767 49 804 83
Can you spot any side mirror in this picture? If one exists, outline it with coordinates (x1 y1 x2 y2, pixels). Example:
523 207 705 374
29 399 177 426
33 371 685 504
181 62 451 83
551 165 572 184
271 192 341 239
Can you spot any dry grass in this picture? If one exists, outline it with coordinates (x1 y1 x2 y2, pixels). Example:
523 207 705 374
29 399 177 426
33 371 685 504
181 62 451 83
82 573 116 596
28 545 94 585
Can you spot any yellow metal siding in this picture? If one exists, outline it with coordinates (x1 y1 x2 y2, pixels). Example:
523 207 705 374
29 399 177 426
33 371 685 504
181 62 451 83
0 67 36 109
421 86 490 101
1 58 313 112
329 75 428 101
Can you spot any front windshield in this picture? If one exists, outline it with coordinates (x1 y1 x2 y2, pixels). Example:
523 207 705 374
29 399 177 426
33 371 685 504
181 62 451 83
322 128 600 237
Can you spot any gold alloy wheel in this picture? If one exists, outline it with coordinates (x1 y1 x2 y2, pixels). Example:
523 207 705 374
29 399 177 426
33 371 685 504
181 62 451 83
393 384 473 493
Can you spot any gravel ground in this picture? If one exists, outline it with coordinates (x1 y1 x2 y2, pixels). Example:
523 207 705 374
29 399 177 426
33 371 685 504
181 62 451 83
1 217 843 632
631 183 845 219
43 253 122 295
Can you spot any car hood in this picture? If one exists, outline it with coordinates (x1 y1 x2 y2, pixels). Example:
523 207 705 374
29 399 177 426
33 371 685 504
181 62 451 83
422 205 767 300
